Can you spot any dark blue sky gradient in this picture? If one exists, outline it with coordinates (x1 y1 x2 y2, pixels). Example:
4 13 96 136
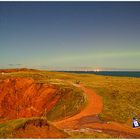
0 2 140 70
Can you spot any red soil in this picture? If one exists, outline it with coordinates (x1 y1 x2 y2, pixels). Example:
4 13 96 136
0 78 61 120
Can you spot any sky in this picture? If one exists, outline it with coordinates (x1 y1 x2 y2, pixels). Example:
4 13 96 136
0 2 140 70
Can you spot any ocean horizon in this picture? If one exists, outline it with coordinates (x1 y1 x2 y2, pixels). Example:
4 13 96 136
60 71 140 78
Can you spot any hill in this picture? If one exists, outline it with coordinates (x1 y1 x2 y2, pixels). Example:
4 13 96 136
0 68 140 138
0 117 69 138
0 68 40 73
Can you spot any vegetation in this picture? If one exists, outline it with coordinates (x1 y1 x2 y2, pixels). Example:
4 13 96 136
0 70 140 125
68 131 117 138
0 117 49 138
0 117 70 138
73 74 140 124
47 86 87 121
85 76 140 124
0 70 87 122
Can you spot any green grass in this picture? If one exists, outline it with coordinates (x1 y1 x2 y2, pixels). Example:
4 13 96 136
67 131 117 138
1 70 140 125
0 117 49 138
0 117 70 138
64 74 140 124
47 85 87 121
87 76 140 124
42 71 140 124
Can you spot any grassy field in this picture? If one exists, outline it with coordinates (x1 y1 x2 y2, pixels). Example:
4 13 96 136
0 117 48 138
47 86 87 121
67 130 117 138
0 117 70 138
0 117 115 138
0 70 140 125
75 74 140 124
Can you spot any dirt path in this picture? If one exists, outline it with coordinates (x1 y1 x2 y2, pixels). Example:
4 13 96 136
53 82 140 138
54 83 103 128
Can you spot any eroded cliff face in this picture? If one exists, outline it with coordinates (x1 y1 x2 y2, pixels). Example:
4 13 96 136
0 78 61 119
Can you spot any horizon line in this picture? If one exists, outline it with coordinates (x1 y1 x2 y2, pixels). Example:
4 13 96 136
0 67 140 72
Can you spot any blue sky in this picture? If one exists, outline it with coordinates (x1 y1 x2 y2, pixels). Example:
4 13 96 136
0 2 140 70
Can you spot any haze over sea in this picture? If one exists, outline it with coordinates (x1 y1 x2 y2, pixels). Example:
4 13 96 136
61 71 140 78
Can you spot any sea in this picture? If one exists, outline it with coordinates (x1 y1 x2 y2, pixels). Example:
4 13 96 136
61 71 140 78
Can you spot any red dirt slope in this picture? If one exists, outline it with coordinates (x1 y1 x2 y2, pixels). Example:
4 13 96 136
0 78 61 120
